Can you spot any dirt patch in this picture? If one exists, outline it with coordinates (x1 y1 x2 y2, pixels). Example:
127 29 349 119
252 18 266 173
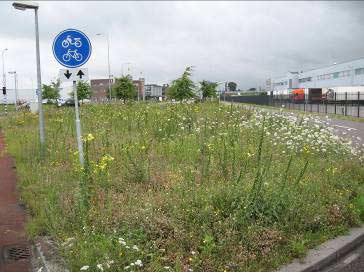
0 131 31 272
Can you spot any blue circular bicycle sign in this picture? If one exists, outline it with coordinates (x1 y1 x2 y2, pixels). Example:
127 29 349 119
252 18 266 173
52 29 92 68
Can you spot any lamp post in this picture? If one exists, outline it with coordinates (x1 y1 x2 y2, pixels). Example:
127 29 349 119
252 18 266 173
96 33 112 101
8 71 18 110
2 48 8 114
121 62 131 76
13 1 45 146
140 72 145 101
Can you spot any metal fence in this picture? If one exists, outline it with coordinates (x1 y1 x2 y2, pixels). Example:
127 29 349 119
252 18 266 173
222 92 364 118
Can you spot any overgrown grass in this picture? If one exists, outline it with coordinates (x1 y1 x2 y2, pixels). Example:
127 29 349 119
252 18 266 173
0 102 363 272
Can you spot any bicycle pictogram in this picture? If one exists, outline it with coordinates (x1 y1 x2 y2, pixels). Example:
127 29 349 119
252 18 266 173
53 29 91 68
62 35 82 48
62 49 83 62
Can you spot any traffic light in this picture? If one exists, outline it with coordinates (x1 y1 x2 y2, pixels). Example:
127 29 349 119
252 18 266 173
2 87 6 95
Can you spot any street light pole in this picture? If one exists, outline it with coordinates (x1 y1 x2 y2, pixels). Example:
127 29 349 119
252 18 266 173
121 62 131 76
13 1 45 146
8 71 18 110
96 33 112 102
107 35 111 101
34 7 45 145
2 48 8 115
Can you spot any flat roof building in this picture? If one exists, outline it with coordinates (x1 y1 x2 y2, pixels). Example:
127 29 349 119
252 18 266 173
90 76 145 101
90 78 115 101
145 84 163 98
267 57 364 93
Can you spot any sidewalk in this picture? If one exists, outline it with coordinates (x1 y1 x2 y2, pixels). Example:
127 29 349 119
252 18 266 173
0 132 31 272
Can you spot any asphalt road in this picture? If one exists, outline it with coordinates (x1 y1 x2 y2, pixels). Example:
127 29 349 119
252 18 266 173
322 242 364 272
321 117 364 146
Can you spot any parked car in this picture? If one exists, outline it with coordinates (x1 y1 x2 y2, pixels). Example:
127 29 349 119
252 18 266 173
57 98 66 107
57 98 80 107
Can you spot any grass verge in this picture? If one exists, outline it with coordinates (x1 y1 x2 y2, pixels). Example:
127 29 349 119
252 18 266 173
0 102 363 271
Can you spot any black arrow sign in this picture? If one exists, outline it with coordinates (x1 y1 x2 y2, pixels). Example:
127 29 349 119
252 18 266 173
64 70 72 79
77 70 85 79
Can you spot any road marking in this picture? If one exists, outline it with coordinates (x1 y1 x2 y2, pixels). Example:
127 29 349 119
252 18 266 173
343 253 359 264
332 125 357 131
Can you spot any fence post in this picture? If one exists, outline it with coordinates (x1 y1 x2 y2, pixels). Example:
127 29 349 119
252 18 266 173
345 92 347 116
358 91 360 118
325 99 327 114
334 93 337 114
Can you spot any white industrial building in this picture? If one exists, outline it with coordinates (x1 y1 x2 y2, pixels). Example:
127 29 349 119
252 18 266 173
144 84 163 98
266 57 364 94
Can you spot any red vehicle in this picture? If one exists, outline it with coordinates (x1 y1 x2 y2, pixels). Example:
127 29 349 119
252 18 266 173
292 88 305 103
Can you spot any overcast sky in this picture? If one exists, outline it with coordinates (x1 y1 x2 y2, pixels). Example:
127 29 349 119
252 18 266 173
1 1 364 91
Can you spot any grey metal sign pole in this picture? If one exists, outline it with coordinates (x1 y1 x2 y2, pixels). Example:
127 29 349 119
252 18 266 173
53 28 91 167
73 80 84 167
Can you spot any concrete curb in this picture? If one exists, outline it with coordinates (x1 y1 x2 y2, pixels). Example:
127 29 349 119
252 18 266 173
31 237 69 272
277 226 364 272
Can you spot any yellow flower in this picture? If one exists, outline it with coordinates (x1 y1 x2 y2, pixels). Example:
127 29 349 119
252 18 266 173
84 133 95 142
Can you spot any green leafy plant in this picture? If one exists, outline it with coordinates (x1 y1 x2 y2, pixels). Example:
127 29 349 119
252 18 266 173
113 75 137 102
167 66 196 101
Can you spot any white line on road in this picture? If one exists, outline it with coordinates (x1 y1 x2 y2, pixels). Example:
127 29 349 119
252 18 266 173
343 253 359 264
332 125 358 131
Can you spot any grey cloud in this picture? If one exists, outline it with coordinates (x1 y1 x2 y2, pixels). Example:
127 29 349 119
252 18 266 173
0 1 363 90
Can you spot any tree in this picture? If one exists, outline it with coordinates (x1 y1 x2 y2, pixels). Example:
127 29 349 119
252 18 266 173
42 79 60 101
249 87 257 92
200 80 218 100
168 66 196 101
228 82 237 92
113 75 137 102
70 81 92 103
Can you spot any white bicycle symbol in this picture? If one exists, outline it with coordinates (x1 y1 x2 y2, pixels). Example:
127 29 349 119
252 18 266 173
61 35 82 48
62 49 83 62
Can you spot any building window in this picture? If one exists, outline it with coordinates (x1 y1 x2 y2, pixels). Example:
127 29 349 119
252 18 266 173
299 77 312 83
335 70 351 78
355 68 364 75
318 75 328 81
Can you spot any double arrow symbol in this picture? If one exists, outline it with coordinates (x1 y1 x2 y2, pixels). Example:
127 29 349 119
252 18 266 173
64 69 85 79
64 70 72 79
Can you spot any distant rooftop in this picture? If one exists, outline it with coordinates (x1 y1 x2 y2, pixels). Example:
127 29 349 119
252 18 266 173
272 56 364 79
